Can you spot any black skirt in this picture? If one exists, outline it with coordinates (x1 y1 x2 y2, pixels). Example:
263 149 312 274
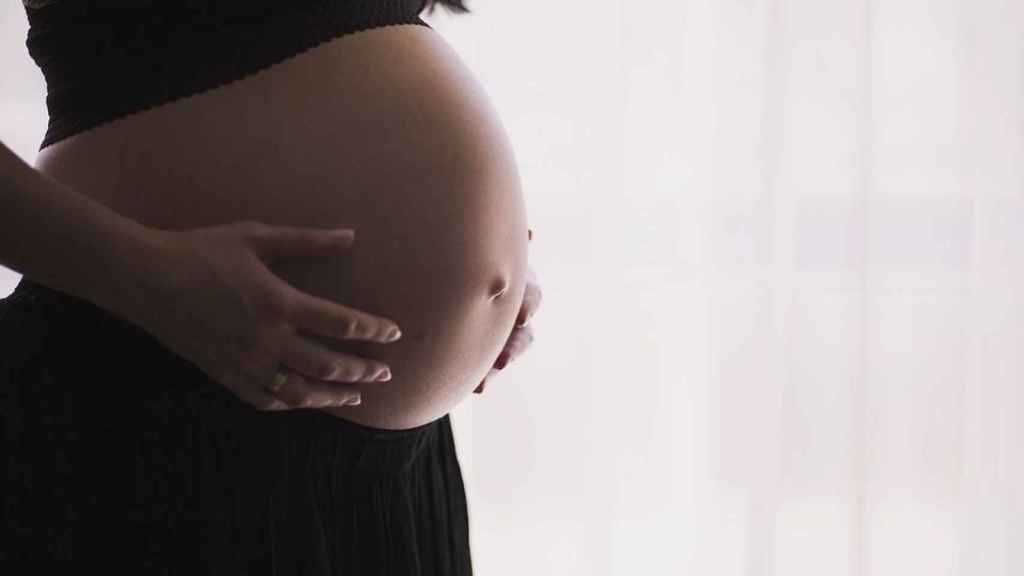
0 276 473 575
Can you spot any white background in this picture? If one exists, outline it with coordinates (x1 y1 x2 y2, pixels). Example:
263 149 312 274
3 1 1023 574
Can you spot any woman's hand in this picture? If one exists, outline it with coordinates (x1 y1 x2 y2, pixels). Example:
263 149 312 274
130 221 403 411
474 229 542 394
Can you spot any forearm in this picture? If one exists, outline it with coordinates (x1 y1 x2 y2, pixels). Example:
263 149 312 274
0 139 162 318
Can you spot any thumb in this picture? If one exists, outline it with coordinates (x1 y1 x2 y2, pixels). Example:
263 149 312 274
249 225 355 262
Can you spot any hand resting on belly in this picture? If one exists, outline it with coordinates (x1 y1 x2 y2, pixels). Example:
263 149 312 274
273 158 530 430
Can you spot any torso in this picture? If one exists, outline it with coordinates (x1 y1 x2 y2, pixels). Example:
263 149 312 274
31 24 529 430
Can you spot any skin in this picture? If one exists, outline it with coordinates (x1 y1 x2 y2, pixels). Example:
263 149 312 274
474 255 541 394
32 24 536 430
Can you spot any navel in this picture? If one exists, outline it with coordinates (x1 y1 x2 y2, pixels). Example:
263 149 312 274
487 274 510 301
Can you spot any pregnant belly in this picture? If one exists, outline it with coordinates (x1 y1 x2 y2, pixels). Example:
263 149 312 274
32 24 529 430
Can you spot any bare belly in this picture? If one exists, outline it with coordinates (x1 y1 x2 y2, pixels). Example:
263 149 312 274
30 24 529 430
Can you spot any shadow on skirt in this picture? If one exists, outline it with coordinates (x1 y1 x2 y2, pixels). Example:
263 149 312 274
0 277 473 575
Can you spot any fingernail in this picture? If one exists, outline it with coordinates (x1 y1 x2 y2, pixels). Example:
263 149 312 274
496 355 509 370
385 327 402 342
378 368 392 381
347 396 362 406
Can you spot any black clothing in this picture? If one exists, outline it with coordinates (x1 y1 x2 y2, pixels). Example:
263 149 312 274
0 265 473 573
22 0 432 150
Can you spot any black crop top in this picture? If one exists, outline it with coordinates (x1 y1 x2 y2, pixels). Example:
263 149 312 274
22 0 433 151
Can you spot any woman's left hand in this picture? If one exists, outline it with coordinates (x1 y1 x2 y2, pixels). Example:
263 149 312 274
474 230 542 394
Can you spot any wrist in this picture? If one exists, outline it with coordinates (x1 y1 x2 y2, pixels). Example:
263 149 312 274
85 217 176 324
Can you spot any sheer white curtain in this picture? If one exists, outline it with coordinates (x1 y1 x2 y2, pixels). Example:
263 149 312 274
436 0 1023 574
2 1 1022 574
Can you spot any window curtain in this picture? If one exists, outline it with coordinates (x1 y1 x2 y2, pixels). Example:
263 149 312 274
444 1 1023 574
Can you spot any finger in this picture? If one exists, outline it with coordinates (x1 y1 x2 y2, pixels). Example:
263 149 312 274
495 325 534 369
247 224 355 263
282 286 402 343
233 383 292 411
516 295 541 327
269 371 363 409
279 334 392 383
516 269 543 327
506 325 535 362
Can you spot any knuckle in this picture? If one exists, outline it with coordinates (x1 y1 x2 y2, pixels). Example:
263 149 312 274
328 362 348 381
358 364 375 381
344 318 361 339
339 364 360 382
366 323 380 341
352 364 369 382
320 362 340 380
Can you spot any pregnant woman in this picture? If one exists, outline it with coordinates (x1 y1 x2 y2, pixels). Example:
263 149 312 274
0 0 541 573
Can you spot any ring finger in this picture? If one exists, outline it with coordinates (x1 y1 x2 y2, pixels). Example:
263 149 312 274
234 381 292 411
280 332 392 384
266 368 363 408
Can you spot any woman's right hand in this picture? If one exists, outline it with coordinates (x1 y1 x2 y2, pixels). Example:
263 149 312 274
131 220 402 411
